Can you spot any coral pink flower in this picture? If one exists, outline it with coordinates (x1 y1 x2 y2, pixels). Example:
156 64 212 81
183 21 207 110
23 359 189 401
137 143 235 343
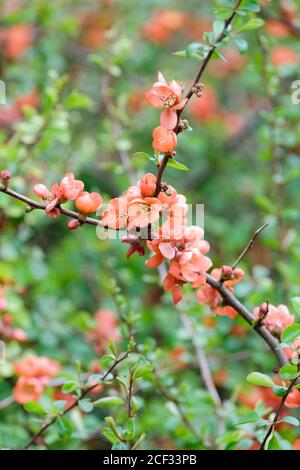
270 46 299 67
146 72 186 110
163 274 183 304
101 197 129 229
60 172 84 201
75 191 103 215
146 72 187 130
253 304 294 335
196 267 244 318
33 183 61 218
152 126 177 153
1 25 33 59
14 356 60 378
285 389 300 409
128 197 161 229
142 10 187 45
13 376 45 404
139 173 157 197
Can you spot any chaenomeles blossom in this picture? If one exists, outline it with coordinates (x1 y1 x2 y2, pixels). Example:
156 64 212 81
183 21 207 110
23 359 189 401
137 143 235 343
196 266 244 318
101 197 129 229
253 303 294 335
152 126 177 153
127 197 161 230
139 173 157 197
13 355 60 404
146 226 212 304
75 191 103 215
33 172 84 218
146 72 187 130
13 376 45 404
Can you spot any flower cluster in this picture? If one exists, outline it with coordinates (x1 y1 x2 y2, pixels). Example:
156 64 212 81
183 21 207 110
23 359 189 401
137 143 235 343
147 226 212 304
33 172 102 222
253 303 294 336
13 356 60 404
146 72 187 153
196 266 244 318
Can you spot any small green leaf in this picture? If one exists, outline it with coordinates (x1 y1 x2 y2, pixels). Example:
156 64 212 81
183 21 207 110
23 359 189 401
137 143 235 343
167 159 190 171
23 402 47 416
246 372 275 387
132 152 151 159
280 416 299 426
235 412 258 425
78 399 93 413
273 385 287 397
99 354 115 369
62 381 79 394
279 364 299 380
238 18 264 33
124 417 135 441
101 426 120 445
56 416 73 438
241 2 261 12
234 36 248 54
291 297 300 316
93 396 125 407
281 324 300 343
213 20 225 39
266 432 281 450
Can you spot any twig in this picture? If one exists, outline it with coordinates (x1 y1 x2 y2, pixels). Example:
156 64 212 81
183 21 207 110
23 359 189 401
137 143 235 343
154 0 243 196
205 273 289 367
23 351 130 449
232 223 269 269
259 376 299 450
0 186 104 228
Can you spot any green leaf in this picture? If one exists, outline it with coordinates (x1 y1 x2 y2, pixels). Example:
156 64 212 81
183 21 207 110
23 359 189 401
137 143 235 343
99 354 116 369
234 36 248 54
281 324 300 343
291 297 300 316
213 8 232 21
124 417 135 441
64 90 92 110
132 152 151 159
246 372 275 387
241 2 260 12
213 20 225 39
112 441 128 450
56 416 73 438
62 381 79 394
273 385 287 397
23 402 47 416
238 18 264 33
219 0 234 7
266 432 281 450
280 416 299 426
279 364 299 380
101 426 120 445
78 399 93 413
105 416 122 440
93 396 125 407
167 159 190 171
235 412 258 425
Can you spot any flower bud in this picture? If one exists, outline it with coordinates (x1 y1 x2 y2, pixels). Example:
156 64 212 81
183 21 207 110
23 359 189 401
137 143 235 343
0 170 11 181
67 219 80 230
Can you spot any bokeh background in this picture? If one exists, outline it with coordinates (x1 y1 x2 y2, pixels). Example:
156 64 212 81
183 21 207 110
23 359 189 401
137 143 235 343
0 0 300 450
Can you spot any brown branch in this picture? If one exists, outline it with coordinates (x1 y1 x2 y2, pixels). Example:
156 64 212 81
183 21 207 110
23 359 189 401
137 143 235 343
232 223 269 269
154 0 243 196
23 351 130 450
259 376 299 450
205 273 289 367
0 186 104 228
